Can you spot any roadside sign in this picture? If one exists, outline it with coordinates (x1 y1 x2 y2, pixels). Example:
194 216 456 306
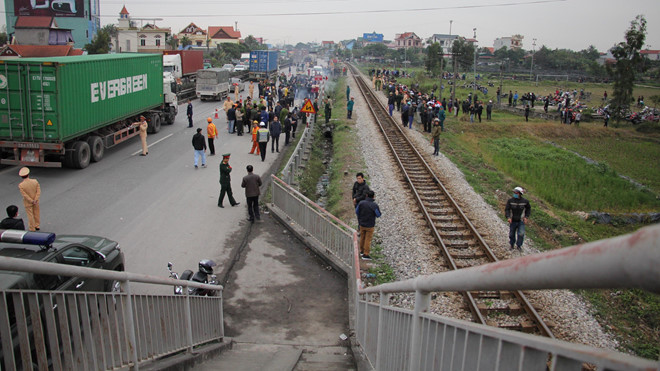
300 99 316 114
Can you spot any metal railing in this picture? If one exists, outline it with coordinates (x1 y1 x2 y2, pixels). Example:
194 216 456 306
269 170 660 371
271 175 356 271
0 256 223 371
358 224 660 371
280 122 314 185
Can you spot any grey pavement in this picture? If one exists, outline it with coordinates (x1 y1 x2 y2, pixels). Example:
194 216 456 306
192 210 352 370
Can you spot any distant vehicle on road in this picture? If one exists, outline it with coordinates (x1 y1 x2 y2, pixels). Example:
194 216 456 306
196 68 230 101
234 64 249 72
221 64 235 72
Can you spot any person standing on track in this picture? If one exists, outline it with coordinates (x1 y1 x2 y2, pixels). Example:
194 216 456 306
347 97 355 119
17 167 40 231
505 186 530 251
352 172 370 207
207 117 218 156
388 92 395 116
356 190 381 261
431 118 442 156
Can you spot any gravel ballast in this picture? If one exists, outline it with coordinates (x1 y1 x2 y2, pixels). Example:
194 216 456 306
346 71 618 350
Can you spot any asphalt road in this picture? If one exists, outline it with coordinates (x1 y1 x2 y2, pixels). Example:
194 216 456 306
0 92 276 294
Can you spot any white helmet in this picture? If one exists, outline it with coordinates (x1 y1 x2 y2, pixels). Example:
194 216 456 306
513 186 524 194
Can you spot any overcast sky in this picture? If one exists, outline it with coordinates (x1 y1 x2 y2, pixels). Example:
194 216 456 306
5 0 660 52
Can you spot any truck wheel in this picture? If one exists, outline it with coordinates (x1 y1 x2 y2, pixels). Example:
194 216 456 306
167 106 176 125
87 136 104 162
71 141 91 169
148 114 161 134
63 144 75 168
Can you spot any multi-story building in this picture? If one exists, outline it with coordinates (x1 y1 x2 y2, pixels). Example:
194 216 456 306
177 23 207 47
494 35 524 51
426 34 459 50
393 32 422 49
115 6 170 53
4 0 100 48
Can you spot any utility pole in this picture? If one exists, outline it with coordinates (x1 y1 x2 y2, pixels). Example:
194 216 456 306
499 58 507 107
530 38 537 81
449 20 453 36
473 28 477 96
452 51 458 106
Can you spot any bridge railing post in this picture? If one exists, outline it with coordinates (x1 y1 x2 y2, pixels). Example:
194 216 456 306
409 290 430 371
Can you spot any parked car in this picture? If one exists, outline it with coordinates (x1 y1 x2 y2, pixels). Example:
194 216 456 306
234 64 248 72
221 64 235 72
0 230 125 292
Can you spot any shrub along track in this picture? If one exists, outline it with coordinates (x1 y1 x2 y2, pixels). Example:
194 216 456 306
348 64 554 338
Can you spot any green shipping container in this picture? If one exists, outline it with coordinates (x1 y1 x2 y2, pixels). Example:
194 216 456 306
0 53 163 143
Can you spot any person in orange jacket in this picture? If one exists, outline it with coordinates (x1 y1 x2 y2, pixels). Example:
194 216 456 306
249 121 260 155
207 117 218 156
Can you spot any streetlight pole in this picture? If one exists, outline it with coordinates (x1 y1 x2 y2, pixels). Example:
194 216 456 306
530 38 537 82
449 20 453 36
473 28 477 96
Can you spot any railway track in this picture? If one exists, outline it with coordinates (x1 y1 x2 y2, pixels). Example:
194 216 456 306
348 64 554 338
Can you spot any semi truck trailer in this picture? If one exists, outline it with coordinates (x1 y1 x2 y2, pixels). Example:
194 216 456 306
0 53 177 169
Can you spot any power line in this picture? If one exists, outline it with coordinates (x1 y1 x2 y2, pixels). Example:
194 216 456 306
93 0 565 18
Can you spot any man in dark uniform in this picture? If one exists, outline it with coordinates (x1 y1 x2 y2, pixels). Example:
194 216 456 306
187 100 193 128
218 154 239 208
505 186 531 251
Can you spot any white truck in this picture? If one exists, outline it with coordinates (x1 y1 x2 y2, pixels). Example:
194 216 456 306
196 68 230 101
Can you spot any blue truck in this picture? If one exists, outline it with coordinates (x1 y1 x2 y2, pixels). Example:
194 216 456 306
249 50 278 79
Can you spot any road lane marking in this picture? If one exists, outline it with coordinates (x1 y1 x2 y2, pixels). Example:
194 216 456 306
132 133 173 156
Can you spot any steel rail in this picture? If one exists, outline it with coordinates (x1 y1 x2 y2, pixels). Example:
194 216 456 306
348 64 553 338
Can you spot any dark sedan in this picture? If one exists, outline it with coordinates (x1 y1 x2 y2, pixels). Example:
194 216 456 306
0 229 125 292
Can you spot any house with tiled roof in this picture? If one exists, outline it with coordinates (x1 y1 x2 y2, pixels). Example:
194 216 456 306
114 6 170 53
641 50 660 61
0 44 83 58
393 32 422 49
13 16 73 46
178 23 208 47
208 26 241 47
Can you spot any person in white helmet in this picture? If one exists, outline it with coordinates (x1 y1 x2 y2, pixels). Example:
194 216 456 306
505 186 530 251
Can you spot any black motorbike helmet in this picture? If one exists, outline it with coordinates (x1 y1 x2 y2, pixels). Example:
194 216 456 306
198 259 216 274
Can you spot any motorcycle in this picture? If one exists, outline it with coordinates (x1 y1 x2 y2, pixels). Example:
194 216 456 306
167 259 219 296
